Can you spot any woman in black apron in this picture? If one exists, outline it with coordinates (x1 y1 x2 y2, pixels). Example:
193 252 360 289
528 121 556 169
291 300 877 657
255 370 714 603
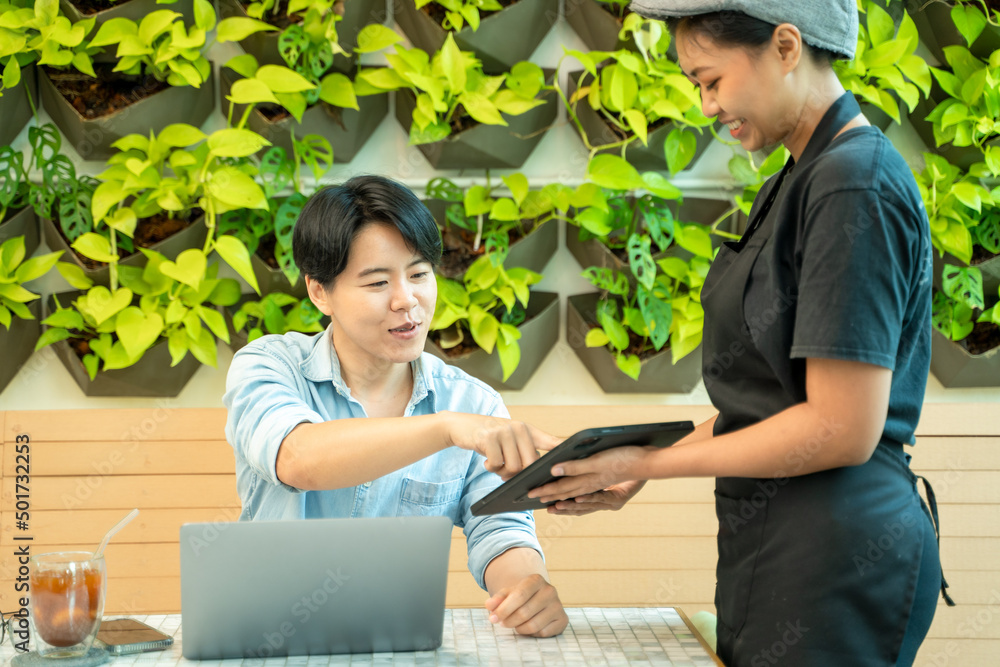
529 1 953 664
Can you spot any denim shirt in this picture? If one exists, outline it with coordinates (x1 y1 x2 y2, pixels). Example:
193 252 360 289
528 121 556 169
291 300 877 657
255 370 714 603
223 327 542 590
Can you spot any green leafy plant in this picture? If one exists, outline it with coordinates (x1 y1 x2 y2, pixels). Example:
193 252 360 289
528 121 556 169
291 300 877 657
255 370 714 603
13 0 98 77
3 124 99 247
87 0 217 87
354 29 548 145
415 0 503 32
582 253 709 379
37 248 242 377
559 17 712 173
0 234 61 330
431 253 542 381
834 1 931 125
932 264 988 342
427 172 604 266
230 291 325 342
915 152 999 267
925 44 1000 151
89 123 272 294
217 136 333 287
0 0 37 97
942 0 1000 48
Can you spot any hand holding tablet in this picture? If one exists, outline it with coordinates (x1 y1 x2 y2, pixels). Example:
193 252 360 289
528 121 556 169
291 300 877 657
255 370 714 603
471 421 694 516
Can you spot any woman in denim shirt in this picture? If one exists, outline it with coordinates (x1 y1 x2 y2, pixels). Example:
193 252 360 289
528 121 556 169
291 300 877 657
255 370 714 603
224 175 568 638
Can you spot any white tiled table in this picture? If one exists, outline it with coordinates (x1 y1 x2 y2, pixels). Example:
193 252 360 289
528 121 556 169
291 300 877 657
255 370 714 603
3 609 721 666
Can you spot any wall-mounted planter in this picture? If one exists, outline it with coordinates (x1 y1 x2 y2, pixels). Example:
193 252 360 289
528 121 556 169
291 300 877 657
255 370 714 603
251 252 307 299
39 67 215 161
394 0 559 74
0 300 42 394
566 292 702 393
930 327 1000 388
425 290 559 391
566 71 714 172
219 66 387 163
909 1 1000 65
566 197 740 274
395 87 557 169
45 291 202 397
424 199 559 278
42 214 208 287
0 63 37 147
563 0 627 52
0 206 39 257
216 0 381 74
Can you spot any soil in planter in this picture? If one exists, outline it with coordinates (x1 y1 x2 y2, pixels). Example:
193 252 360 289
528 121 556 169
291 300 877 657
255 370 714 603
56 211 196 269
422 0 515 29
972 245 999 266
258 100 349 130
961 320 1000 356
238 0 344 30
437 218 538 279
45 64 169 120
67 0 131 14
255 234 281 269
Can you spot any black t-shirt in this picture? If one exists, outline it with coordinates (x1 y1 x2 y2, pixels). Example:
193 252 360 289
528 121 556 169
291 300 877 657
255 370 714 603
705 94 933 446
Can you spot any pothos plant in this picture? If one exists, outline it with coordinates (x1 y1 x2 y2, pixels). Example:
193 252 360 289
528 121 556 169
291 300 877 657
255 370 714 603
353 29 549 145
415 0 502 32
926 44 1000 151
8 0 98 79
426 174 606 381
559 15 713 173
582 253 710 379
0 234 61 330
37 248 243 377
834 0 931 125
0 0 36 97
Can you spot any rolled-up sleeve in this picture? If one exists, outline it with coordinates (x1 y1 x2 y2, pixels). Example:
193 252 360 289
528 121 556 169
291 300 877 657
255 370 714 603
223 341 325 492
455 398 544 590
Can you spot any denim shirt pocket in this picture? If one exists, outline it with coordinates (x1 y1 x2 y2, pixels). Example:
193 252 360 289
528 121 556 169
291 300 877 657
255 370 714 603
399 477 464 521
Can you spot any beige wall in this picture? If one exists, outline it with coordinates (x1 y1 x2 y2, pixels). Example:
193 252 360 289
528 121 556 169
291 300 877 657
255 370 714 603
1 405 997 666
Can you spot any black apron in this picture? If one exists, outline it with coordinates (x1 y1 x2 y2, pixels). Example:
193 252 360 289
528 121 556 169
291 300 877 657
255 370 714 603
700 94 949 666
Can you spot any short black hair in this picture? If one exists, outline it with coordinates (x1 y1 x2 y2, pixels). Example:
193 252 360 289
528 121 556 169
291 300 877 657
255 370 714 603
669 11 842 65
293 175 442 289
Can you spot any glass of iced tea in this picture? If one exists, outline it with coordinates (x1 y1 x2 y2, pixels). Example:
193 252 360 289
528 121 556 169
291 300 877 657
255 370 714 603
29 552 106 658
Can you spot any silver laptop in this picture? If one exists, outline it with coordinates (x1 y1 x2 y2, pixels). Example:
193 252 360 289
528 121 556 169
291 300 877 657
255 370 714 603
179 516 452 659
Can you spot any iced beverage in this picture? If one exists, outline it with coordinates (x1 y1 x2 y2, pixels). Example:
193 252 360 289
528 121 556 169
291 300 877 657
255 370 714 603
29 552 106 657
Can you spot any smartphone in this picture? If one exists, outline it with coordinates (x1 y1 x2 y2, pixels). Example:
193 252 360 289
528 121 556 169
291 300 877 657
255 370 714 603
95 618 174 655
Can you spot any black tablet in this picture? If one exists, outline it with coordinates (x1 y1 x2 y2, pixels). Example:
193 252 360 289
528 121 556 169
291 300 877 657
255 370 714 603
471 420 694 516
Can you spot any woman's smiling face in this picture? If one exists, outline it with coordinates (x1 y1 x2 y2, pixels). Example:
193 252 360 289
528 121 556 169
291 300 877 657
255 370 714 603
676 27 798 153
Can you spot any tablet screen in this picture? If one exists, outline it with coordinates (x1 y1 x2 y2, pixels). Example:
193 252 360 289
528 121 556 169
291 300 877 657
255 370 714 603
471 420 694 516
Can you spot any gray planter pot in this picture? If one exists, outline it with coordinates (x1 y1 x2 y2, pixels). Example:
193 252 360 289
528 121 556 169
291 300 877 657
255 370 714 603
909 0 1000 65
219 66 387 163
563 0 626 52
0 300 42 394
41 213 208 287
251 252 308 299
424 199 559 277
566 71 715 172
217 0 381 74
425 290 559 391
930 327 1000 388
907 79 998 171
566 292 702 393
0 206 39 257
566 196 740 273
394 0 559 74
39 66 215 161
932 249 1000 299
44 291 201 397
395 87 557 169
60 0 195 62
0 63 37 147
